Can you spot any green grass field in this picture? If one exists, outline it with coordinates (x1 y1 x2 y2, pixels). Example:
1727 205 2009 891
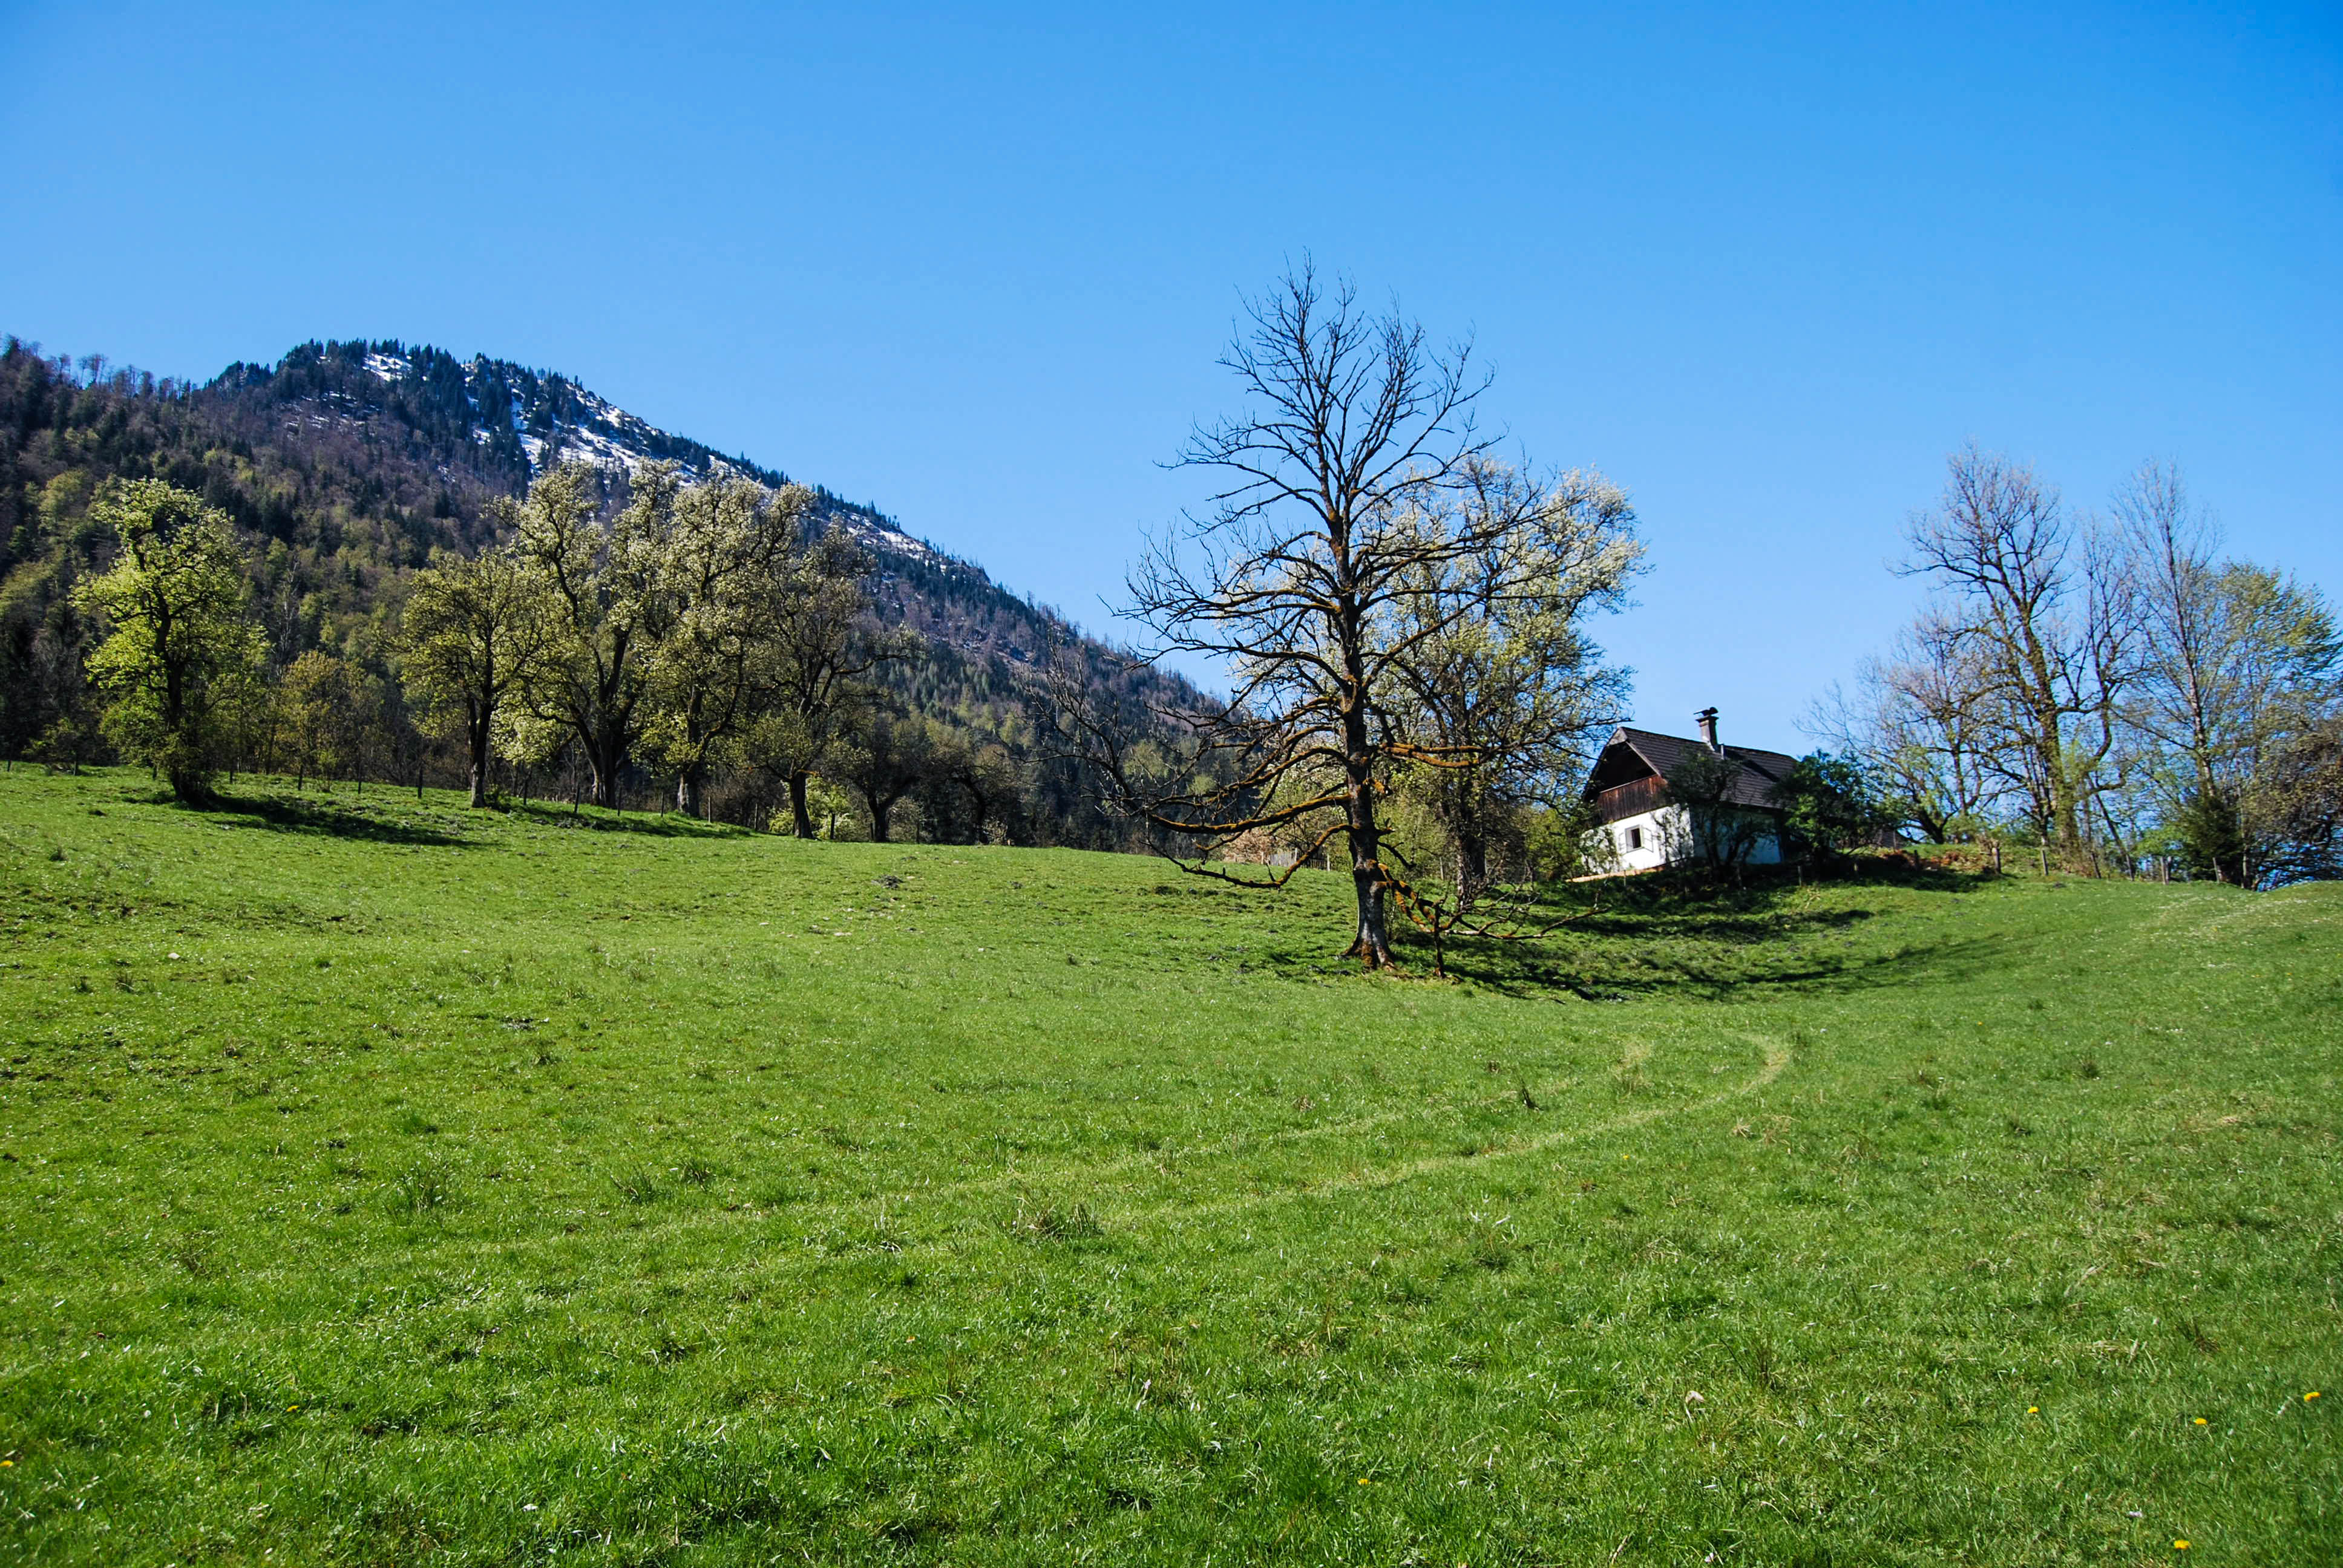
1 768 2336 1566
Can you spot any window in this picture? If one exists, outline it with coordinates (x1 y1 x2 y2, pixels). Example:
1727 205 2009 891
1624 826 1643 851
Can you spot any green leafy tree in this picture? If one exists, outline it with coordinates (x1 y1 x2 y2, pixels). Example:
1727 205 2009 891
1774 753 1885 863
833 710 936 842
795 776 861 840
2253 715 2343 881
640 479 812 817
2119 462 2342 883
511 463 668 810
338 653 395 800
27 715 99 773
1665 746 1769 877
742 530 909 837
1389 459 1643 898
399 537 557 807
278 648 352 789
215 660 282 782
71 480 262 802
941 733 1022 844
2172 784 2249 882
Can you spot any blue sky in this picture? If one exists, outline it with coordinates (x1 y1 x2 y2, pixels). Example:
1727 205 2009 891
4 2 2336 745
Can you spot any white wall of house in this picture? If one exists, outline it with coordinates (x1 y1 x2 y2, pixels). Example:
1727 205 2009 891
1606 805 1684 872
1604 805 1784 872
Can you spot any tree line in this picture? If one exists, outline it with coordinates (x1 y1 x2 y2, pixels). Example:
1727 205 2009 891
34 309 2330 904
44 463 1076 846
1818 446 2343 884
0 338 1177 848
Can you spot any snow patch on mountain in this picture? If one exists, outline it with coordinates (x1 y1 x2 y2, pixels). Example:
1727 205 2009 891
279 339 962 581
839 516 942 566
459 358 756 486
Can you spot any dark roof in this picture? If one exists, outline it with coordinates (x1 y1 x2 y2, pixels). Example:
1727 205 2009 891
1583 726 1800 812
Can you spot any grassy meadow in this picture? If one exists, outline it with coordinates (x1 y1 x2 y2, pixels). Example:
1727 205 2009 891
0 766 2337 1565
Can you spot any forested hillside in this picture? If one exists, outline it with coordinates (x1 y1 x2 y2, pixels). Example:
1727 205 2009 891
0 336 1194 842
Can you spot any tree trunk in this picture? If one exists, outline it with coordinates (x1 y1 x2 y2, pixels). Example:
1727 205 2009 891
1348 851 1392 967
863 788 892 843
589 731 624 811
1458 831 1490 897
674 697 709 817
1336 628 1394 970
789 771 815 838
1340 771 1393 968
158 613 203 806
2034 696 2084 856
961 782 991 844
467 699 493 809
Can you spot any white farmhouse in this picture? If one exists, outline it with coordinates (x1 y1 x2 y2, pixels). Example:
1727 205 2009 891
1581 708 1798 873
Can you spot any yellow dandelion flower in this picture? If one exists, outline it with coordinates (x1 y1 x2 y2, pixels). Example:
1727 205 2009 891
1357 1477 1371 1485
2027 1406 2039 1414
2194 1417 2206 1425
2174 1541 2189 1551
2307 1391 2322 1401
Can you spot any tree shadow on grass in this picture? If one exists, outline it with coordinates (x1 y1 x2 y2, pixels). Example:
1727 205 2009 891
502 800 755 838
1435 929 2024 1004
207 792 473 848
1576 855 1982 919
1391 860 2016 1003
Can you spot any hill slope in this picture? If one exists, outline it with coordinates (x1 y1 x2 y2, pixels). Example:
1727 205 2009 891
0 337 1194 821
2 766 2336 1563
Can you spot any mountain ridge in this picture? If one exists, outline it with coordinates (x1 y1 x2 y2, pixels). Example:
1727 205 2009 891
0 333 1193 840
213 336 1034 624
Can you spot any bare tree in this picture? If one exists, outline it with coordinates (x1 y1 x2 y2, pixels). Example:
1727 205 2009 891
1809 607 1998 842
1898 445 2132 854
1069 264 1601 969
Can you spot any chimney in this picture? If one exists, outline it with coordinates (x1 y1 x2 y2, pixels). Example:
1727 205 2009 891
1696 707 1720 751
